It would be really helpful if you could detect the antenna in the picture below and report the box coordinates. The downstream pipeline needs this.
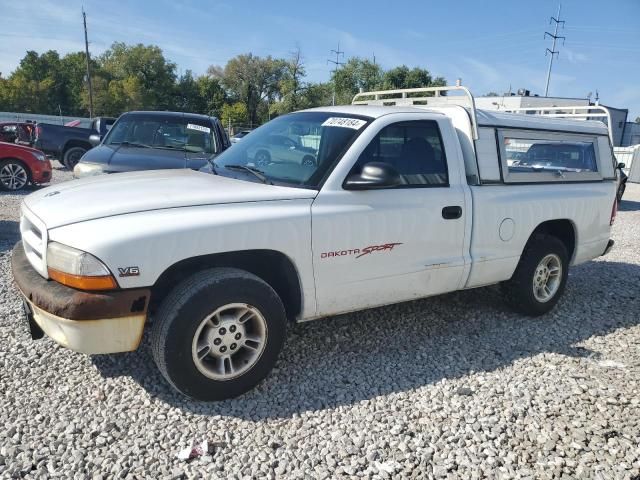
[82,7,94,118]
[543,4,566,96]
[327,42,345,106]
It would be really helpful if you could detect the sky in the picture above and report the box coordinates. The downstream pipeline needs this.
[1,0,639,118]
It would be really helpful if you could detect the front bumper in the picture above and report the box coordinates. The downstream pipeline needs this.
[11,242,150,354]
[31,160,52,184]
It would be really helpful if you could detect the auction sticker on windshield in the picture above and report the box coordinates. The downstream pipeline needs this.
[187,124,211,133]
[321,117,367,129]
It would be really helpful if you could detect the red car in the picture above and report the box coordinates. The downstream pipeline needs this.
[0,142,52,191]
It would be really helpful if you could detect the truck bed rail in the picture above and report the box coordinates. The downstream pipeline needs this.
[500,105,613,144]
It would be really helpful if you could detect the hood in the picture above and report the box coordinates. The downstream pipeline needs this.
[24,169,317,229]
[0,141,44,155]
[82,144,187,172]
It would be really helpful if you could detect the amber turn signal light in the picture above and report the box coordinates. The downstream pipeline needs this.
[48,268,118,291]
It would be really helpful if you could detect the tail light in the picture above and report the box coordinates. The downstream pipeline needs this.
[35,126,42,138]
[610,198,618,226]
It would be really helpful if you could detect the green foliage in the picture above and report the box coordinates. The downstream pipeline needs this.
[221,102,249,127]
[0,45,446,128]
[332,58,383,104]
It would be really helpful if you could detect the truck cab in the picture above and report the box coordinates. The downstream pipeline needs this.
[12,86,618,401]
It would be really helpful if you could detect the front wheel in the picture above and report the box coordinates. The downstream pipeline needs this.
[0,159,29,191]
[502,234,569,316]
[151,268,287,401]
[254,150,271,167]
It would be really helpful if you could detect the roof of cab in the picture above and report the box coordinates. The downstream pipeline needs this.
[301,104,609,136]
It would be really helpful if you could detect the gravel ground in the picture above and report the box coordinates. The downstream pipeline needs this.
[1,169,639,479]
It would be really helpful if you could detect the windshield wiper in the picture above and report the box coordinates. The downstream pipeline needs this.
[113,141,152,148]
[223,164,271,184]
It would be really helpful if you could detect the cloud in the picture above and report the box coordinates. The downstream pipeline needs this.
[563,48,589,64]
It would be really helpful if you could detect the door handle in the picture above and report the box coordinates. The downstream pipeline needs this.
[442,206,462,220]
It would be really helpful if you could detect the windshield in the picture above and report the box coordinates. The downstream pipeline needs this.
[214,111,370,188]
[104,115,216,153]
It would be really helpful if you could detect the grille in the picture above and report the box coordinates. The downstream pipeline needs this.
[20,205,48,278]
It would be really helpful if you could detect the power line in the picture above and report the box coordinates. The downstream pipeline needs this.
[327,42,345,106]
[82,7,94,118]
[544,4,566,96]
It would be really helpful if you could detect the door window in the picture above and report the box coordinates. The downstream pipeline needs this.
[353,121,448,186]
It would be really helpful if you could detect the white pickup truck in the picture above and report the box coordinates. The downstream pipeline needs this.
[12,86,618,400]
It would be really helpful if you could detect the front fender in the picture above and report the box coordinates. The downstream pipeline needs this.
[47,199,317,317]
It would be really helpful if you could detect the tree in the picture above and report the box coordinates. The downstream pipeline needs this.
[196,75,227,117]
[332,57,383,104]
[635,117,640,124]
[483,92,500,97]
[220,53,287,125]
[99,42,177,110]
[220,102,249,129]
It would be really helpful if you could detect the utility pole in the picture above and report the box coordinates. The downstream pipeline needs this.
[544,4,566,97]
[327,42,345,106]
[82,7,94,118]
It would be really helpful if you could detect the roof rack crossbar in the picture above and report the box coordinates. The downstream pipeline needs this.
[502,105,613,143]
[352,85,479,140]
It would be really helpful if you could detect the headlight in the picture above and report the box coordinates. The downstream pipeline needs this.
[47,242,117,290]
[73,162,104,178]
[31,152,46,162]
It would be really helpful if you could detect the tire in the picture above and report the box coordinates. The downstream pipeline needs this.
[62,146,87,170]
[254,150,270,167]
[0,159,30,191]
[617,183,625,202]
[502,234,569,316]
[151,267,287,401]
[302,155,316,166]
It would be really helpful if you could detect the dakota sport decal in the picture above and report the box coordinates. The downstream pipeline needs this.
[320,242,403,259]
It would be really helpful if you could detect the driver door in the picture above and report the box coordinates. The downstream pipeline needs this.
[311,119,467,317]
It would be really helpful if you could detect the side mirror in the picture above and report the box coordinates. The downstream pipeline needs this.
[89,134,101,147]
[343,162,402,190]
[617,162,626,169]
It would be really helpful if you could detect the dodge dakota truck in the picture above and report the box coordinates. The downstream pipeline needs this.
[12,86,618,401]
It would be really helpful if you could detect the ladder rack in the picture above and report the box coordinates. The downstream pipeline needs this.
[500,105,613,143]
[352,85,479,140]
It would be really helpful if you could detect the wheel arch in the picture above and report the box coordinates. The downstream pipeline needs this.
[62,140,91,155]
[150,249,303,322]
[527,219,577,264]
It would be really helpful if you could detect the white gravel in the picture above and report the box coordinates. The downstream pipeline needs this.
[1,169,639,479]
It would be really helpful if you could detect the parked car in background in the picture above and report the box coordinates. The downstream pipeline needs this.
[0,122,36,146]
[247,133,317,167]
[11,86,618,400]
[230,130,252,143]
[34,117,116,169]
[0,142,51,191]
[73,111,230,178]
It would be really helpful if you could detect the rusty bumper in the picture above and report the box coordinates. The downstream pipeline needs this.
[11,242,150,353]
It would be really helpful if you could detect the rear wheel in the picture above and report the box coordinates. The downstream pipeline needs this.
[62,146,87,170]
[0,159,29,191]
[502,234,569,316]
[151,268,287,401]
